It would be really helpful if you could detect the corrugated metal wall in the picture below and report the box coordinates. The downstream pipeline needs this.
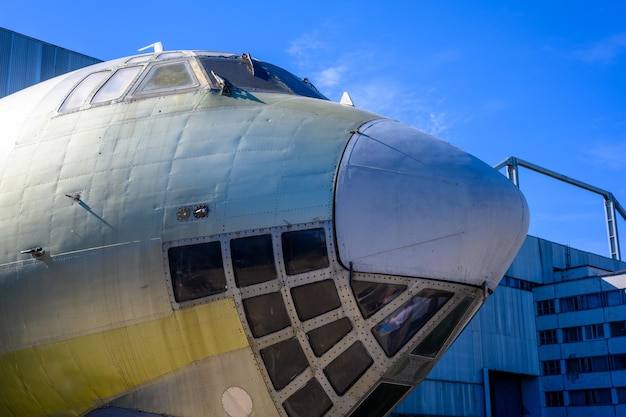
[0,27,101,98]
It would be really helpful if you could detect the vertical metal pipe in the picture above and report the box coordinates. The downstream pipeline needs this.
[605,198,621,260]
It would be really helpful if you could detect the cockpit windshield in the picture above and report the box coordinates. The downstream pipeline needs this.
[57,51,327,115]
[199,55,326,100]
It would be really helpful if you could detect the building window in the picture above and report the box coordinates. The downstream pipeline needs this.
[561,292,603,313]
[612,353,626,371]
[537,300,555,316]
[539,329,558,345]
[584,323,605,340]
[542,360,561,375]
[605,289,626,306]
[566,356,610,374]
[569,388,612,406]
[562,326,582,343]
[611,321,626,337]
[617,387,626,404]
[500,276,535,291]
[545,391,564,407]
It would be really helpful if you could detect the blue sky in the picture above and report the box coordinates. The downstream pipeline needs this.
[2,1,626,258]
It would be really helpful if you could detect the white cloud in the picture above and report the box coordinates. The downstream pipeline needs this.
[572,33,626,64]
[286,28,464,137]
[315,66,347,89]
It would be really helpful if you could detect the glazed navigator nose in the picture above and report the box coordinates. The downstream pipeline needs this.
[334,119,529,289]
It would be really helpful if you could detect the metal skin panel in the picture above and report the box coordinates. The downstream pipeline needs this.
[335,119,530,289]
[0,299,248,416]
[0,50,529,417]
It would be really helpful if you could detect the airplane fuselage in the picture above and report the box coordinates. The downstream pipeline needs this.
[0,51,529,417]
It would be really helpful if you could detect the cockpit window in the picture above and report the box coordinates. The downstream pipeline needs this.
[134,61,198,95]
[199,56,325,99]
[59,70,110,112]
[91,66,142,104]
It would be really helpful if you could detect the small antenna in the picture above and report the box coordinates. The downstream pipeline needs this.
[340,92,354,107]
[138,42,164,53]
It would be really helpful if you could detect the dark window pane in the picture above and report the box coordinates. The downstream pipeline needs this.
[231,234,277,287]
[412,296,474,357]
[242,292,290,337]
[351,280,406,319]
[199,56,325,99]
[282,379,333,417]
[260,338,309,391]
[348,383,411,417]
[324,341,373,395]
[585,323,604,340]
[563,326,582,343]
[606,289,626,306]
[537,300,555,316]
[592,356,610,372]
[168,242,226,302]
[282,228,329,275]
[291,280,341,321]
[586,293,602,309]
[307,317,353,357]
[614,354,626,371]
[373,289,453,357]
[545,391,564,407]
[542,360,561,376]
[539,330,558,345]
[611,321,626,337]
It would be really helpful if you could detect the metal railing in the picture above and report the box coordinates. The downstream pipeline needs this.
[494,156,626,260]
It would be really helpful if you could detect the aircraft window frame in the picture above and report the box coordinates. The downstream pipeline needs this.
[372,288,454,357]
[132,60,199,97]
[91,66,143,105]
[281,228,330,275]
[260,337,309,391]
[242,292,291,338]
[230,234,277,287]
[125,55,152,64]
[198,55,326,99]
[282,378,333,417]
[291,279,341,321]
[323,341,373,395]
[59,70,111,112]
[167,241,227,303]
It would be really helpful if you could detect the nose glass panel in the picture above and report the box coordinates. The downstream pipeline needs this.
[335,119,529,289]
[372,289,453,357]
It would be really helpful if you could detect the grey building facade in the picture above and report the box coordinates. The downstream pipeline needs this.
[394,236,626,417]
[0,27,100,98]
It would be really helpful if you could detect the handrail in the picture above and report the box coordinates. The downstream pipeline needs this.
[494,156,625,260]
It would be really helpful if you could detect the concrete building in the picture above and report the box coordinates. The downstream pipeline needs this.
[0,27,100,98]
[393,236,626,417]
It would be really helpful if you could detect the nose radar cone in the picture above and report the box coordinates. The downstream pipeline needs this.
[335,119,529,288]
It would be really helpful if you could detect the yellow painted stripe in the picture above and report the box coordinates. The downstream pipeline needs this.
[0,298,248,417]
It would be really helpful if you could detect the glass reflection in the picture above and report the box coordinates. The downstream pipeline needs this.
[372,289,453,357]
[351,280,406,319]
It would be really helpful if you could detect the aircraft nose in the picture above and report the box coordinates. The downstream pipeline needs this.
[334,119,529,289]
